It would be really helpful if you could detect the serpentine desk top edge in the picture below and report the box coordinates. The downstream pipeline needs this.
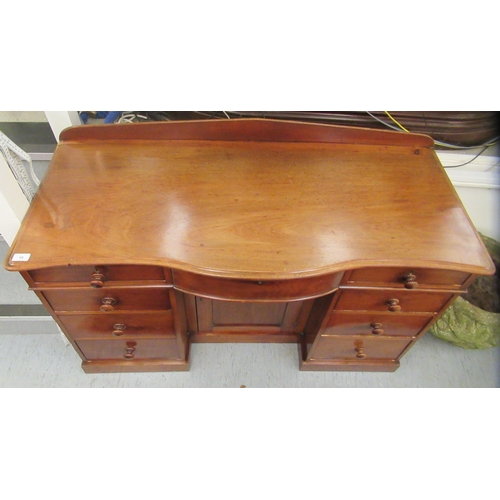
[4,119,494,278]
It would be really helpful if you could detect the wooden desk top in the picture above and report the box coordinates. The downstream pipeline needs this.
[4,119,494,278]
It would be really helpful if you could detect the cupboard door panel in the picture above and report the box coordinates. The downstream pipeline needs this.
[212,301,286,326]
[195,297,305,334]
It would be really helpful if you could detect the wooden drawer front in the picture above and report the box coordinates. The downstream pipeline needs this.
[58,312,175,340]
[173,270,343,301]
[325,312,432,337]
[29,265,170,285]
[76,338,181,361]
[43,288,171,313]
[335,289,454,313]
[343,267,469,289]
[310,335,411,361]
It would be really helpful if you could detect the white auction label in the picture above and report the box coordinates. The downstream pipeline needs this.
[12,253,31,262]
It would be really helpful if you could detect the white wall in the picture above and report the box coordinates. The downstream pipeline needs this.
[0,154,30,245]
[453,186,499,241]
[438,151,499,241]
[44,111,81,141]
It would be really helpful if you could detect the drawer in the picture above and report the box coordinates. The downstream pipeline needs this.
[76,338,181,361]
[173,269,343,301]
[29,265,171,286]
[58,311,175,340]
[43,288,171,313]
[343,267,469,289]
[334,289,454,313]
[325,312,432,337]
[309,335,411,361]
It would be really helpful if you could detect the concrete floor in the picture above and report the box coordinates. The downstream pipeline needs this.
[0,329,499,387]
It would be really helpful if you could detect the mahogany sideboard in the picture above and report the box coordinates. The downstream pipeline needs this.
[4,118,495,373]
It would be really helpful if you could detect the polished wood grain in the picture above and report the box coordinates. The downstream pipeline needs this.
[342,267,471,289]
[58,311,176,340]
[325,312,433,337]
[309,335,412,361]
[334,289,456,313]
[28,265,169,285]
[301,293,337,360]
[299,357,400,372]
[76,338,181,361]
[169,289,189,362]
[194,297,308,341]
[173,270,343,301]
[59,118,435,147]
[81,358,190,373]
[5,120,494,279]
[42,287,171,313]
[3,118,495,373]
[212,301,287,326]
[190,332,301,343]
[183,292,198,333]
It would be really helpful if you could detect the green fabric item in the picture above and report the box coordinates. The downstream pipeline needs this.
[430,296,500,349]
[481,233,500,259]
[430,233,500,349]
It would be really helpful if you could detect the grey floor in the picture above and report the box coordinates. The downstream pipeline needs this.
[1,329,500,388]
[1,239,499,388]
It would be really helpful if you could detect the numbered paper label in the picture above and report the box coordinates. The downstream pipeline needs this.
[12,253,31,262]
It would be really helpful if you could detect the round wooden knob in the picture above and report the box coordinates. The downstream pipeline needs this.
[386,299,401,312]
[355,346,366,359]
[90,269,106,288]
[112,323,127,336]
[100,297,116,312]
[370,322,384,335]
[403,272,418,289]
[124,342,137,359]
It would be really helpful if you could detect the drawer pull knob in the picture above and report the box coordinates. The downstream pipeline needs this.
[112,323,127,336]
[90,269,106,288]
[403,272,418,289]
[355,346,366,359]
[124,341,137,359]
[370,322,384,335]
[100,297,117,312]
[386,299,401,312]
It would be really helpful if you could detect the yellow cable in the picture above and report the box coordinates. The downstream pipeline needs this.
[384,111,410,133]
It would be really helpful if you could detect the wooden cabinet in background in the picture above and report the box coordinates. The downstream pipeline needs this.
[4,119,494,373]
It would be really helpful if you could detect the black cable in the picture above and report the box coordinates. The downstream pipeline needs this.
[442,147,489,168]
[193,111,214,118]
[366,111,499,150]
[421,112,430,135]
[366,111,401,131]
